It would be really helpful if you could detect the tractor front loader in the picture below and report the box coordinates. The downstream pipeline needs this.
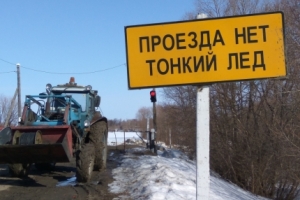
[0,77,108,182]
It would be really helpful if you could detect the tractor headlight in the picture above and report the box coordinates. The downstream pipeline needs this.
[84,120,90,127]
[46,83,52,94]
[85,85,92,91]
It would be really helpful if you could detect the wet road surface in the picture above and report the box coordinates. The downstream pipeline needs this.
[0,146,132,200]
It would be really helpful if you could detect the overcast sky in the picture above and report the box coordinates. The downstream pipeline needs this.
[0,1,197,120]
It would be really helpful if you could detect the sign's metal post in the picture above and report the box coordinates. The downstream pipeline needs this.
[196,86,210,200]
[196,14,209,200]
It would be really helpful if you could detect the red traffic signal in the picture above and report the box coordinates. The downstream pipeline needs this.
[150,90,157,103]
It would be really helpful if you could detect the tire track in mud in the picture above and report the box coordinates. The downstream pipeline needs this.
[0,146,135,200]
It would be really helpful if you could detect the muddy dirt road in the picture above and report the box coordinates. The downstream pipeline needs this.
[0,146,134,200]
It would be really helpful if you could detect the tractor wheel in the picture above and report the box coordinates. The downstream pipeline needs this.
[9,163,31,177]
[89,121,108,171]
[8,130,41,177]
[76,143,95,182]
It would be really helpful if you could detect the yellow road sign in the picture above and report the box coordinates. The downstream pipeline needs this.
[125,12,286,89]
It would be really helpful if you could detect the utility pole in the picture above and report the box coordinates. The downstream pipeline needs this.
[17,63,21,118]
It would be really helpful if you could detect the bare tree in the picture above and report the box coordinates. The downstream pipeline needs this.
[194,0,265,17]
[135,107,152,137]
[159,86,197,157]
[0,94,18,126]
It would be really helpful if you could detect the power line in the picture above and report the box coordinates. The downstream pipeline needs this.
[0,58,15,65]
[0,71,15,74]
[20,63,126,74]
[0,57,126,74]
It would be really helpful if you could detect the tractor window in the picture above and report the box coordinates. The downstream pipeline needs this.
[89,97,93,112]
[29,99,45,116]
[69,93,86,112]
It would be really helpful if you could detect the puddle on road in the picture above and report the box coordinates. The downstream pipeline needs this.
[56,176,100,187]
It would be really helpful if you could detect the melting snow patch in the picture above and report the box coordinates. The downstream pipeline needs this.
[56,176,77,187]
[109,146,270,200]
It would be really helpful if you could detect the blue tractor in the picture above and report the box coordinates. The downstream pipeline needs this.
[0,77,108,182]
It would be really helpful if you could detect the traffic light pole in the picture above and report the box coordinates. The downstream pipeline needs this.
[153,101,157,153]
[152,101,157,134]
[150,88,157,153]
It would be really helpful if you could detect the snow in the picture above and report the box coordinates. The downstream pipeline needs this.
[108,132,269,200]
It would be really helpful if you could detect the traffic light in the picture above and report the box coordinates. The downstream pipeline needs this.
[150,90,157,103]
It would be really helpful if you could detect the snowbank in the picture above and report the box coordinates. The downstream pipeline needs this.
[109,146,269,200]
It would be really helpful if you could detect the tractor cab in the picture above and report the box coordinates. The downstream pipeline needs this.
[19,77,101,130]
